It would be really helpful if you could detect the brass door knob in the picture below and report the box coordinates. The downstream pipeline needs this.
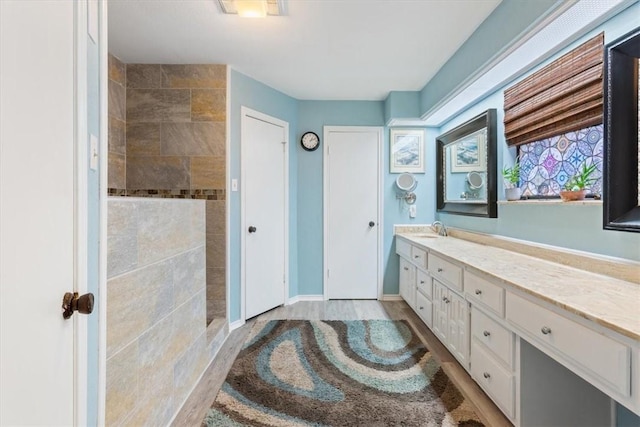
[62,292,94,319]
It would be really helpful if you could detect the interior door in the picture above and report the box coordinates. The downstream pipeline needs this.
[0,1,83,424]
[325,126,381,299]
[242,108,287,319]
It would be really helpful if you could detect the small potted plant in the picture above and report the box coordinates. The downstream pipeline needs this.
[560,163,597,201]
[502,159,521,201]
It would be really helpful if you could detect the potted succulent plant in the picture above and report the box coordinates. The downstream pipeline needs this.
[502,159,521,201]
[560,163,597,201]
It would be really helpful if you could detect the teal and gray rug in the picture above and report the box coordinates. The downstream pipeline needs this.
[205,320,484,426]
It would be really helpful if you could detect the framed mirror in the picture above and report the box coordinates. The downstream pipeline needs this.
[436,109,497,218]
[603,27,640,233]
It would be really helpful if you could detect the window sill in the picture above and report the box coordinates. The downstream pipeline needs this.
[498,199,603,205]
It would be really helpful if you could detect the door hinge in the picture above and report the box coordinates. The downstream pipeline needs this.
[327,269,330,278]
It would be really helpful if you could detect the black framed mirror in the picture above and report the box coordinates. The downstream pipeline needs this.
[436,109,498,218]
[603,28,640,233]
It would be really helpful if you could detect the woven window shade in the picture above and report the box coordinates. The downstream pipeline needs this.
[504,33,604,147]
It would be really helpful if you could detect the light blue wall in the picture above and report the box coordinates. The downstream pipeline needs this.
[229,70,298,322]
[384,91,421,123]
[433,3,640,262]
[87,17,101,427]
[419,0,559,116]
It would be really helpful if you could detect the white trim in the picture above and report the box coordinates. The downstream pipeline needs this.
[422,0,632,126]
[229,319,246,331]
[225,65,232,330]
[380,294,404,301]
[322,126,384,301]
[287,295,324,305]
[240,106,289,322]
[74,1,89,425]
[97,0,108,424]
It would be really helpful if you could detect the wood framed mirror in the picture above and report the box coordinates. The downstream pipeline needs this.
[436,109,498,218]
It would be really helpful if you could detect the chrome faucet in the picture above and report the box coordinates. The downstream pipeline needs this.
[431,221,448,237]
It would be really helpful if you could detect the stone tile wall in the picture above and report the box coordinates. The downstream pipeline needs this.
[108,55,126,190]
[106,198,212,426]
[124,64,226,192]
[107,58,227,326]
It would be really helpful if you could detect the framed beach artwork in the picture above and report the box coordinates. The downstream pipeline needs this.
[449,128,486,173]
[390,128,425,173]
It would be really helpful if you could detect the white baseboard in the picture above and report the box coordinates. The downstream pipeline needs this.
[287,295,324,305]
[380,294,403,301]
[229,319,245,331]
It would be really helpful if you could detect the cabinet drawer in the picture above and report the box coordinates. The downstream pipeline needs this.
[471,341,515,419]
[506,292,631,397]
[465,271,504,317]
[411,246,427,269]
[428,253,462,292]
[415,292,432,328]
[471,307,513,368]
[416,269,431,299]
[396,238,411,259]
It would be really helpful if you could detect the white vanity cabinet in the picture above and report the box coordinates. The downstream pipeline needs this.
[396,233,640,425]
[433,279,469,367]
[398,257,416,309]
[396,240,432,327]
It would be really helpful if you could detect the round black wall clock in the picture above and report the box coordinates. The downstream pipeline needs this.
[300,131,320,151]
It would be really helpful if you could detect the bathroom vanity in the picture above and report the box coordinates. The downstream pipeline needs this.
[395,227,640,426]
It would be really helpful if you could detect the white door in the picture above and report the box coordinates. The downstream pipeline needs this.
[242,108,288,319]
[0,1,92,425]
[325,126,382,299]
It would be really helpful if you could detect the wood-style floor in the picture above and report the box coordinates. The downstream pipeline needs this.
[172,300,512,427]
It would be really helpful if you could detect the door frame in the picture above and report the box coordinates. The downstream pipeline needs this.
[240,106,289,321]
[97,0,109,424]
[76,0,108,424]
[322,126,384,301]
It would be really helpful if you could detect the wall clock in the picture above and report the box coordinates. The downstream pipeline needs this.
[300,131,320,151]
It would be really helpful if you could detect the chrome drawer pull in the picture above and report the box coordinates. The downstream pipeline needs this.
[475,289,482,295]
[420,280,425,284]
[414,255,420,259]
[403,267,409,271]
[541,326,552,335]
[483,372,491,379]
[483,330,491,337]
[419,306,424,310]
[437,268,443,272]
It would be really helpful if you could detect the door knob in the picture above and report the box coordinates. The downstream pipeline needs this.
[248,226,257,233]
[62,292,94,320]
[369,221,375,227]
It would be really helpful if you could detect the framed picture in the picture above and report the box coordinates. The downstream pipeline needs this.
[449,128,486,173]
[390,128,425,173]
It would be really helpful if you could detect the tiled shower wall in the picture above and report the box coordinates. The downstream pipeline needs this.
[108,55,126,190]
[107,55,226,325]
[106,198,210,426]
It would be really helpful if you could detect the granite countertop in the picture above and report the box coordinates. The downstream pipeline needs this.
[396,231,640,342]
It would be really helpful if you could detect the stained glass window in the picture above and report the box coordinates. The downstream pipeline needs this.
[518,125,603,197]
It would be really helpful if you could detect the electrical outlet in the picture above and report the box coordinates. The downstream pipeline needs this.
[409,205,417,218]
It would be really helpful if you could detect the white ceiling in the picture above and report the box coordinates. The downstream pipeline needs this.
[108,0,501,101]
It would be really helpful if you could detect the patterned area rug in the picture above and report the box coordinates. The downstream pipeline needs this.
[204,320,484,426]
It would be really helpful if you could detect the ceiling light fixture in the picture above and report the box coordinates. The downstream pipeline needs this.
[218,0,286,17]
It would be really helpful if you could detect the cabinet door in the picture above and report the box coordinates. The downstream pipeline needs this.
[399,258,415,308]
[447,291,470,368]
[432,281,448,342]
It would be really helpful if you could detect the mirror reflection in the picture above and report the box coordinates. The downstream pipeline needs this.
[444,128,488,203]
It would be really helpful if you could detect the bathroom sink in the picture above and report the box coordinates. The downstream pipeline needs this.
[412,234,438,238]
